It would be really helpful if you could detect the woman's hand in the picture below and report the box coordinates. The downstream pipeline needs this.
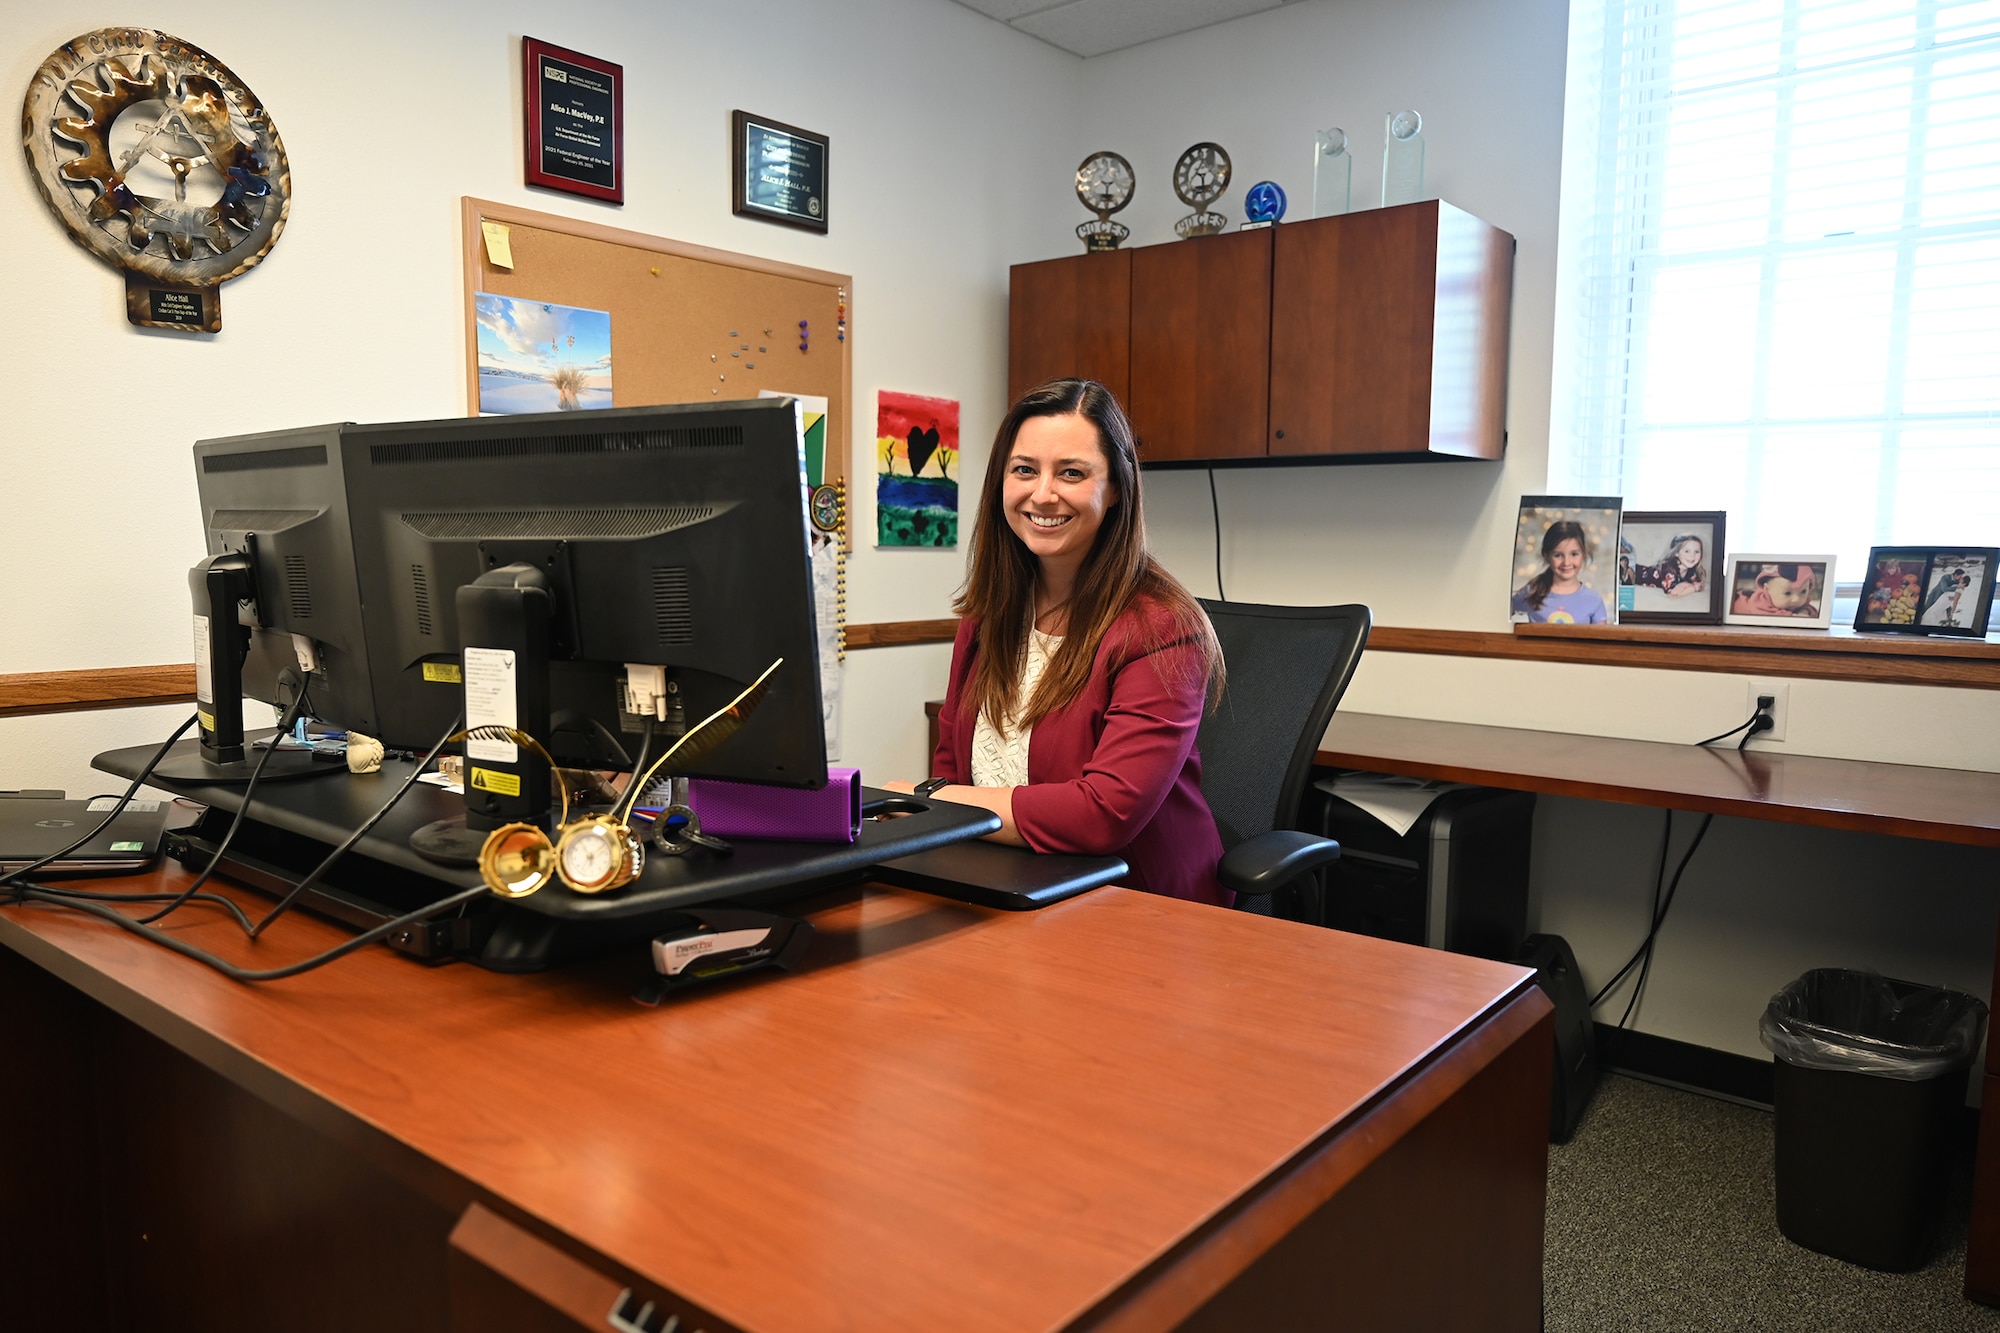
[876,780,1026,847]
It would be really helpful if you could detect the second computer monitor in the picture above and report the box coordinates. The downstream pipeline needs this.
[195,398,827,788]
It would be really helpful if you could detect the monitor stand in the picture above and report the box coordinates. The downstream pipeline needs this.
[153,745,337,785]
[94,741,1005,973]
[409,816,488,867]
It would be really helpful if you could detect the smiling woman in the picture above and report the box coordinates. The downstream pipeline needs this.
[881,379,1231,906]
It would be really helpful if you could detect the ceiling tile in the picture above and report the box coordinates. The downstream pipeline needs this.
[950,0,1069,21]
[1009,0,1285,58]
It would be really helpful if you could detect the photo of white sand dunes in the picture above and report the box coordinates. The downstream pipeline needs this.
[476,293,613,414]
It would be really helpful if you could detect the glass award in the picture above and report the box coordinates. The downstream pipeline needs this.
[1382,110,1425,207]
[1313,128,1351,218]
[1240,181,1287,231]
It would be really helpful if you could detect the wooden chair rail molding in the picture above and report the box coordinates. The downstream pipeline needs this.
[12,618,1994,716]
[0,665,198,719]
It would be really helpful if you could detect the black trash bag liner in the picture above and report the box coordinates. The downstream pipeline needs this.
[1759,968,1987,1081]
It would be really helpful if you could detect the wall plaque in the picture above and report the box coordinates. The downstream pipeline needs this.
[21,27,290,333]
[732,111,828,234]
[523,37,622,205]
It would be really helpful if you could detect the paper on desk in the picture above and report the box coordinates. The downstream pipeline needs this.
[1315,772,1464,838]
[418,771,465,795]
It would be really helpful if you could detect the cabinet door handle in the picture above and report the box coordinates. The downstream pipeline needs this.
[1274,429,1286,440]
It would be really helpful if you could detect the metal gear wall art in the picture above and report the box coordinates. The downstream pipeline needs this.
[22,28,291,333]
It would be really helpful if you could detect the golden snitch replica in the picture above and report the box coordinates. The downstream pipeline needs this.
[471,659,783,900]
[22,28,291,332]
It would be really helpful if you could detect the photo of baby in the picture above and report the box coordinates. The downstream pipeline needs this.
[1509,496,1621,625]
[1617,512,1725,623]
[1724,555,1835,628]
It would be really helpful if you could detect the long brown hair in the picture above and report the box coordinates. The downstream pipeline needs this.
[1523,519,1590,611]
[954,379,1222,732]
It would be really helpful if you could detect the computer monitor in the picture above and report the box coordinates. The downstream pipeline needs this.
[182,400,827,810]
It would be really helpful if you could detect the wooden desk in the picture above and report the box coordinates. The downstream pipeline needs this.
[1314,710,2000,1303]
[0,871,1549,1332]
[1317,712,2000,848]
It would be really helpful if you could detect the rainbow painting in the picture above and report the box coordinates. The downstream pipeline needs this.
[876,390,958,547]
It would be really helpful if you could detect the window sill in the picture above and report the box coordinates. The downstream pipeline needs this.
[1366,623,2000,689]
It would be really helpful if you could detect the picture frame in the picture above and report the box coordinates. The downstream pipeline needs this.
[1617,511,1727,625]
[732,111,830,234]
[522,38,624,205]
[1722,554,1837,629]
[1509,495,1622,626]
[1853,547,1998,637]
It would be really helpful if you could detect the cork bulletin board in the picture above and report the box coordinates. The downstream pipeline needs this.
[459,196,851,484]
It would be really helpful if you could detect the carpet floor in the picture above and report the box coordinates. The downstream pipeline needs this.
[1544,1074,2000,1331]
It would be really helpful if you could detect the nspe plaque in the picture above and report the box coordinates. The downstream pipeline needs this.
[524,37,623,204]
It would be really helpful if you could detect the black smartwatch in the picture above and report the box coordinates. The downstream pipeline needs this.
[913,777,950,798]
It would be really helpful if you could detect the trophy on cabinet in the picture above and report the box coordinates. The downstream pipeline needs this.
[1075,150,1135,252]
[1382,110,1426,206]
[1172,142,1232,238]
[1313,128,1352,217]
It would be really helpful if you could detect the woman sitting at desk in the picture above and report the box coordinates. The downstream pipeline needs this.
[882,379,1229,906]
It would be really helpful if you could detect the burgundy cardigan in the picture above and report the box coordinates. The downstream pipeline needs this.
[931,599,1228,907]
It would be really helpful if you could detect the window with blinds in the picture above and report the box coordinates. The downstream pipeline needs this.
[1551,0,2000,575]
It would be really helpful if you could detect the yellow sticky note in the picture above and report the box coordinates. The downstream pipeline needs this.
[481,221,514,269]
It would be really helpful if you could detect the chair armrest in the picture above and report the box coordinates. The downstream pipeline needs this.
[1216,830,1342,898]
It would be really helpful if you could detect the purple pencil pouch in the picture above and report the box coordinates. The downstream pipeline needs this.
[684,767,862,843]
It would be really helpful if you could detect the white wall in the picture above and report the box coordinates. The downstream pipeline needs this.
[1075,0,2000,1061]
[1,0,1075,795]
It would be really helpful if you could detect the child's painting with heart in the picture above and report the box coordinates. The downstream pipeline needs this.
[876,390,960,547]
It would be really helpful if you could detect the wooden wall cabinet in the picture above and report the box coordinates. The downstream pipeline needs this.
[1008,200,1514,466]
[1007,249,1131,405]
[1129,227,1273,461]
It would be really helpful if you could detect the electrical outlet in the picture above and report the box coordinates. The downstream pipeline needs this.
[1747,680,1789,742]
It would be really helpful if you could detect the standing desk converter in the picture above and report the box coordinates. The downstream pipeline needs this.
[0,868,1550,1332]
[1317,711,2000,1304]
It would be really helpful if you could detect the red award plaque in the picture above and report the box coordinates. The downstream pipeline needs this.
[523,37,623,205]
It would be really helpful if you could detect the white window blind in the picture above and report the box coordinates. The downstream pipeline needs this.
[1552,0,2000,572]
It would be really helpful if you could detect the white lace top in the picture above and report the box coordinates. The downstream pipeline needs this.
[970,629,1061,789]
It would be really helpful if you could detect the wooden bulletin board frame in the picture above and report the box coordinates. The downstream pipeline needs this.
[459,197,850,488]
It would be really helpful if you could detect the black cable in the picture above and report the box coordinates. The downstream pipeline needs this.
[6,701,494,982]
[13,882,487,983]
[20,885,257,931]
[1616,812,1716,1029]
[1207,468,1226,601]
[0,712,200,891]
[1696,714,1758,747]
[134,689,313,926]
[1590,811,1671,1010]
[1591,709,1768,1017]
[247,711,463,938]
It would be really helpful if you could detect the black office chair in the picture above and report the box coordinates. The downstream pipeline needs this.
[1195,600,1372,916]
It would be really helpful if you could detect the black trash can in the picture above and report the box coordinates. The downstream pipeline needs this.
[1759,969,1988,1271]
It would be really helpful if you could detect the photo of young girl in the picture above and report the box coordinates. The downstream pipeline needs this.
[1509,496,1621,625]
[1723,554,1835,628]
[1616,512,1726,623]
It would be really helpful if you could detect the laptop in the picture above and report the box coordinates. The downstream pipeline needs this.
[0,796,171,876]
